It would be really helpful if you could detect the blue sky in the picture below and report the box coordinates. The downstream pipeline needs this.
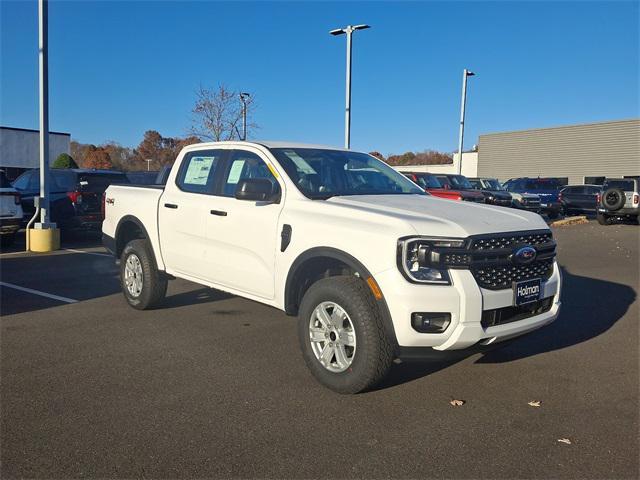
[1,1,638,155]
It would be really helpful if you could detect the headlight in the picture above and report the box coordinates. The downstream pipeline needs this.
[397,237,466,285]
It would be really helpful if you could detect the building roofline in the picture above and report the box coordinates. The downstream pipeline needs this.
[479,118,640,138]
[0,126,71,136]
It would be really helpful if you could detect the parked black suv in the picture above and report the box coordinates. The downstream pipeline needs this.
[12,169,129,230]
[559,184,601,215]
[466,177,513,207]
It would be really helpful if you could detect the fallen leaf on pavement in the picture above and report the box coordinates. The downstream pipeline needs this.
[528,400,542,407]
[557,438,572,445]
[450,399,465,406]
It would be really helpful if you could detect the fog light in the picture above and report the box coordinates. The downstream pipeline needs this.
[411,312,451,333]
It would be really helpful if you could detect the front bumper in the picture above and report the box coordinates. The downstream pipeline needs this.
[375,261,561,351]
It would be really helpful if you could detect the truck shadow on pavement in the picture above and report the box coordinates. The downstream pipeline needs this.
[378,267,636,389]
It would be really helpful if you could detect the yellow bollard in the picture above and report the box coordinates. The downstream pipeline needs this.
[27,227,60,252]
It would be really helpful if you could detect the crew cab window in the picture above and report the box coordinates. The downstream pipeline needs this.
[176,150,222,194]
[221,150,277,197]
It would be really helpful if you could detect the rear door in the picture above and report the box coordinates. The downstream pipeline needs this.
[203,148,284,299]
[158,149,226,279]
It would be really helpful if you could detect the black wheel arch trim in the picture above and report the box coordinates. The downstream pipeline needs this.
[114,215,163,270]
[284,246,399,350]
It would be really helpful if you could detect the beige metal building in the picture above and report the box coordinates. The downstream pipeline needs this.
[477,119,640,185]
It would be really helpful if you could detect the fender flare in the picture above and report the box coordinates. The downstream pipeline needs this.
[114,215,163,270]
[284,246,399,350]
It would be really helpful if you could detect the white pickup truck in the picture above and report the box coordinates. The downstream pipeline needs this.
[102,141,561,393]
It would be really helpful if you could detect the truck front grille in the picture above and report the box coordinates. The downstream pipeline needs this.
[467,231,556,290]
[471,258,554,290]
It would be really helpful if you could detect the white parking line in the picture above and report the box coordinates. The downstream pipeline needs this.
[0,281,78,304]
[63,248,111,257]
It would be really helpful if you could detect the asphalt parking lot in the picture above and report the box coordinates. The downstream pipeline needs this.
[1,222,638,479]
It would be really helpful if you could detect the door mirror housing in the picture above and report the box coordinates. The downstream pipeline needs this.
[235,178,280,203]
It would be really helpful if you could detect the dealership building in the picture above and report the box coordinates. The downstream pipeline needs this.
[0,126,71,180]
[398,119,640,185]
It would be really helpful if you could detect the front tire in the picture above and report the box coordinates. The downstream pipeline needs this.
[297,276,393,394]
[120,239,167,310]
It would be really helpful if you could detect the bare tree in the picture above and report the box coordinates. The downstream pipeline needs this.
[190,84,258,141]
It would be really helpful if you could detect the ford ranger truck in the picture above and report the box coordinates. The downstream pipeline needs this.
[102,142,562,394]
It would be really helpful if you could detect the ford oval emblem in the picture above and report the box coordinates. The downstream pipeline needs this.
[512,246,537,265]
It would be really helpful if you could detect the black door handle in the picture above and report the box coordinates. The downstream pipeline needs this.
[210,209,227,217]
[164,203,178,209]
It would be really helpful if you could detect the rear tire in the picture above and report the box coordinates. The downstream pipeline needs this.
[597,213,611,226]
[297,276,393,394]
[120,239,167,310]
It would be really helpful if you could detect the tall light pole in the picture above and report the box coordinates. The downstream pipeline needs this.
[330,24,370,149]
[457,68,475,174]
[239,92,250,141]
[38,0,51,227]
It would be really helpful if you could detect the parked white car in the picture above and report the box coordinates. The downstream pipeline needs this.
[102,142,562,393]
[0,171,23,247]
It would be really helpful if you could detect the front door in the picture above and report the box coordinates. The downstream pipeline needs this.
[204,148,284,299]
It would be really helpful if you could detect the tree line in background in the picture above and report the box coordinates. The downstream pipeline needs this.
[67,131,200,171]
[371,150,453,166]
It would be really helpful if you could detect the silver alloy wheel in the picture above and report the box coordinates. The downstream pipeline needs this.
[309,301,357,373]
[124,253,143,297]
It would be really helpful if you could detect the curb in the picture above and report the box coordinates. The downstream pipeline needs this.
[551,215,589,227]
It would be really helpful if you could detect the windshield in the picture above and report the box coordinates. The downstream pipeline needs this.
[269,148,425,199]
[447,175,473,189]
[413,174,442,189]
[485,179,506,190]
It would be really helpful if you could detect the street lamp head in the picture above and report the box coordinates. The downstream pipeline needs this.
[466,70,476,77]
[353,24,370,31]
[329,28,346,36]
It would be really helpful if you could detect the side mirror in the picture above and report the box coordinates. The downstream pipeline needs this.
[235,178,280,202]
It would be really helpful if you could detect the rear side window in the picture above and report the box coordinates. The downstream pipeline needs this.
[176,150,223,194]
[221,150,276,197]
[604,179,634,191]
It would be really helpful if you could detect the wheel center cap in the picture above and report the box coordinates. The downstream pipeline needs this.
[329,331,337,342]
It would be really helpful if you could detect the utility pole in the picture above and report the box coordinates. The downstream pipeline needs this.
[330,24,370,149]
[239,92,250,141]
[457,69,475,175]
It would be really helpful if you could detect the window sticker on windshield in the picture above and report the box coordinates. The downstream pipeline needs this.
[283,150,317,174]
[227,160,245,184]
[184,157,214,185]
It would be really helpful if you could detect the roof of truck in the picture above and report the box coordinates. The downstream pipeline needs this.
[186,140,348,151]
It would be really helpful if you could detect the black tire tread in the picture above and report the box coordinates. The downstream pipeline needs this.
[120,239,167,310]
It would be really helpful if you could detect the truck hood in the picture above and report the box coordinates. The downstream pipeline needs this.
[327,194,548,237]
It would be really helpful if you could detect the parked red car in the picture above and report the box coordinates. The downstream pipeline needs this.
[402,172,485,202]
